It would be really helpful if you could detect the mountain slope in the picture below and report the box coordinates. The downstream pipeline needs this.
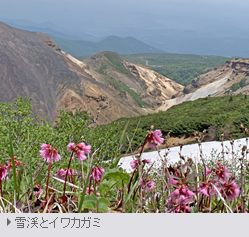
[50,35,165,57]
[159,58,249,111]
[0,22,182,124]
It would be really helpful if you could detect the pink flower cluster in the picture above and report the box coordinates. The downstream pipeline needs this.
[34,184,43,196]
[7,156,22,174]
[67,142,91,161]
[86,186,100,197]
[199,180,218,197]
[0,164,8,181]
[130,159,151,169]
[90,166,104,183]
[39,144,61,163]
[200,163,240,201]
[86,166,104,197]
[214,162,231,181]
[166,176,195,213]
[55,168,77,180]
[140,178,155,192]
[219,180,240,200]
[147,130,164,148]
[0,156,22,181]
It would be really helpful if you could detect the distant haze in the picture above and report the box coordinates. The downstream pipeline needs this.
[1,0,249,57]
[1,0,249,33]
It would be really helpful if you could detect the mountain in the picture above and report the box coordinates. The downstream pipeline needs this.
[0,18,98,41]
[160,58,249,111]
[50,35,165,57]
[0,21,182,124]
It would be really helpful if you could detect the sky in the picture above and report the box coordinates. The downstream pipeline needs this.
[1,0,249,33]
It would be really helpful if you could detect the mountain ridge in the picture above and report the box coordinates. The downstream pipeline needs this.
[50,35,165,57]
[159,58,249,112]
[0,21,181,125]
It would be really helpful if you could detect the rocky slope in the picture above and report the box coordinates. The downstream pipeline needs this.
[0,22,183,124]
[159,58,249,111]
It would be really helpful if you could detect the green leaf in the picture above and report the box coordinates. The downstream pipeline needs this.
[103,168,129,182]
[191,207,198,213]
[98,180,117,194]
[84,194,98,202]
[82,200,96,211]
[97,203,108,212]
[97,197,110,206]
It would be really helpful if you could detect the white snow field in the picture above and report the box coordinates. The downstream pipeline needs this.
[118,138,248,172]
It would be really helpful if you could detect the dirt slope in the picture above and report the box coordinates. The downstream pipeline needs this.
[159,58,249,111]
[0,22,183,124]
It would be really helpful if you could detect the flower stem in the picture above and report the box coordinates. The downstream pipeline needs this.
[139,135,149,158]
[63,152,74,197]
[45,155,53,201]
[0,180,2,197]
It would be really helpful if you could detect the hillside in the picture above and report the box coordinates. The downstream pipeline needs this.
[123,54,231,86]
[101,94,249,153]
[50,35,164,57]
[158,58,249,111]
[0,22,182,124]
[82,51,183,108]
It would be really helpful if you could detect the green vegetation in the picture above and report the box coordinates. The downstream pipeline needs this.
[104,75,148,107]
[101,94,249,152]
[103,52,134,77]
[97,53,148,107]
[122,53,231,86]
[0,98,121,165]
[230,78,247,92]
[1,97,249,213]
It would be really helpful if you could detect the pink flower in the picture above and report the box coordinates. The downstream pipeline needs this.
[130,159,151,169]
[7,156,22,174]
[90,166,104,183]
[220,180,240,200]
[77,142,91,155]
[178,195,194,205]
[177,184,194,198]
[67,142,91,161]
[0,164,8,181]
[167,176,179,188]
[55,169,76,180]
[142,159,151,164]
[214,162,231,181]
[186,190,194,197]
[184,206,192,212]
[39,144,61,163]
[86,187,94,195]
[141,178,155,192]
[86,186,100,196]
[147,130,164,148]
[165,195,193,213]
[166,196,173,205]
[34,184,43,196]
[199,181,218,197]
[233,203,247,213]
[173,188,180,197]
[130,160,138,169]
[147,180,155,192]
[205,167,212,176]
[181,188,186,195]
